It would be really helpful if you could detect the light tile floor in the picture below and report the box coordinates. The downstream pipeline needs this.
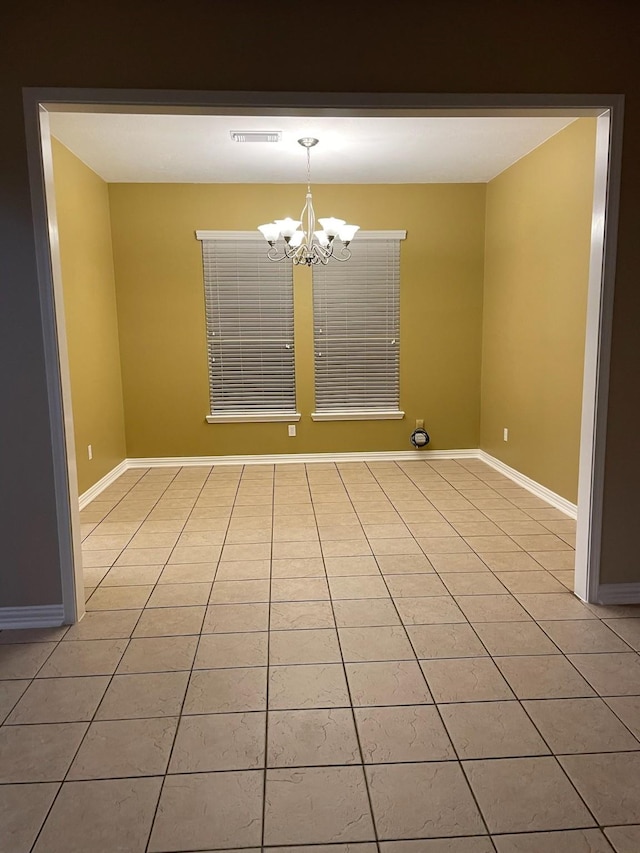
[1,459,640,852]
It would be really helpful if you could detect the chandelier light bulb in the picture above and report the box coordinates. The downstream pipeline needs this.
[257,138,359,266]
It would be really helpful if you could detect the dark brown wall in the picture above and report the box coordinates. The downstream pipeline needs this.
[1,0,638,606]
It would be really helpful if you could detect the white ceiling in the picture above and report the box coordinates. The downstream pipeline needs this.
[49,113,576,184]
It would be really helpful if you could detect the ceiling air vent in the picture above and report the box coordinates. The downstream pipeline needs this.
[230,131,282,143]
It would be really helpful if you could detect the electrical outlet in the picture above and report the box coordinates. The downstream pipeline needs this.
[503,428,509,442]
[288,424,296,437]
[416,419,424,429]
[87,444,93,460]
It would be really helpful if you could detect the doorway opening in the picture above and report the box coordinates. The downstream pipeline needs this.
[23,90,623,624]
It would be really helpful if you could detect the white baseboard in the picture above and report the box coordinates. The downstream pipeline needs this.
[78,460,129,509]
[596,583,640,605]
[477,451,577,519]
[126,449,479,468]
[0,604,65,629]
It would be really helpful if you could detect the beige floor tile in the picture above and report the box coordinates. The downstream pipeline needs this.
[340,657,437,712]
[81,549,121,567]
[117,636,197,673]
[568,652,640,696]
[0,782,59,853]
[539,619,631,653]
[471,621,559,656]
[270,628,341,665]
[511,534,571,551]
[604,618,640,650]
[175,530,226,547]
[560,752,640,824]
[64,609,141,640]
[586,603,640,620]
[86,585,153,611]
[146,581,212,607]
[478,552,542,572]
[203,602,269,633]
[6,675,109,723]
[100,565,164,586]
[149,770,263,851]
[465,756,594,833]
[133,605,206,637]
[528,550,576,570]
[169,711,265,772]
[114,547,172,566]
[324,556,381,576]
[605,825,640,852]
[550,570,575,589]
[495,571,567,593]
[362,523,411,539]
[37,638,127,677]
[417,537,473,555]
[494,520,549,536]
[269,663,350,710]
[515,593,596,621]
[96,671,190,720]
[395,596,467,625]
[270,601,336,630]
[0,680,29,722]
[456,594,533,623]
[322,540,373,557]
[0,642,56,679]
[128,531,180,549]
[225,527,273,544]
[356,704,455,763]
[524,697,639,753]
[440,573,508,596]
[220,542,271,562]
[270,577,329,602]
[421,657,513,703]
[0,722,88,782]
[386,574,448,597]
[82,567,109,586]
[463,535,522,553]
[168,544,222,564]
[333,599,401,628]
[265,766,375,845]
[376,554,435,574]
[408,623,487,659]
[68,716,177,779]
[415,521,475,537]
[338,626,415,662]
[33,777,162,853]
[328,575,390,599]
[272,558,325,578]
[184,666,267,713]
[496,655,596,699]
[441,700,548,759]
[379,840,494,852]
[367,761,484,840]
[493,830,614,852]
[195,631,268,668]
[268,708,360,766]
[604,696,640,739]
[158,561,217,583]
[274,541,323,559]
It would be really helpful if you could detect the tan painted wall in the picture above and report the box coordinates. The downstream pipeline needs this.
[480,119,597,503]
[108,183,486,457]
[52,139,127,495]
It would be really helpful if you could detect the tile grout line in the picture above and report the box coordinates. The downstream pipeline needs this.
[364,459,497,847]
[315,461,383,853]
[28,466,183,853]
[142,464,240,853]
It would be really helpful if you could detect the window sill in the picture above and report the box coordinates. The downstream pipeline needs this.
[311,410,405,422]
[206,412,301,424]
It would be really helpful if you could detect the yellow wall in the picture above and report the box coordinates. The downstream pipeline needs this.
[108,183,486,457]
[480,119,597,502]
[52,139,127,494]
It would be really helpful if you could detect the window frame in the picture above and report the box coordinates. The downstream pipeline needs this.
[197,230,301,424]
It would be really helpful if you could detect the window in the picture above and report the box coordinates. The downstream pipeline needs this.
[311,231,406,420]
[197,232,299,423]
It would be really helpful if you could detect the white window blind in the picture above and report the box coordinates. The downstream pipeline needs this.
[200,237,297,417]
[312,236,402,416]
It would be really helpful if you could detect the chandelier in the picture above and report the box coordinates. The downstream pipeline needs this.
[257,137,360,266]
